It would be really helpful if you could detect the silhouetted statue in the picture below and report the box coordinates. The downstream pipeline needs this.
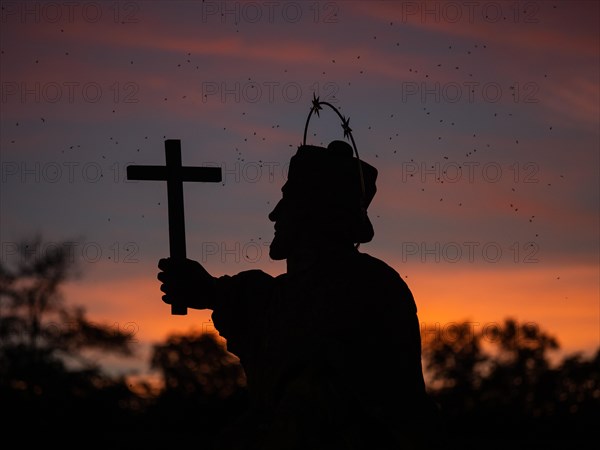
[158,105,443,448]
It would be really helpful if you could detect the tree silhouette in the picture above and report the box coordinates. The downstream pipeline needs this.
[551,349,600,437]
[478,319,559,425]
[151,331,246,398]
[0,235,140,436]
[424,321,488,390]
[147,331,248,444]
[422,318,600,447]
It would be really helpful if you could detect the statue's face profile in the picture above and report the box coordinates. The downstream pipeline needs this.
[268,196,345,261]
[268,197,315,261]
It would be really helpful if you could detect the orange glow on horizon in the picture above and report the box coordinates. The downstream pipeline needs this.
[62,258,599,376]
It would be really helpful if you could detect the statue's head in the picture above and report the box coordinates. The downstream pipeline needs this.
[268,140,378,260]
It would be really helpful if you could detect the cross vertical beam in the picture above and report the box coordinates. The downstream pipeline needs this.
[165,140,187,315]
[165,140,186,255]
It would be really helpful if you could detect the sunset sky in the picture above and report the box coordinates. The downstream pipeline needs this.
[1,0,598,378]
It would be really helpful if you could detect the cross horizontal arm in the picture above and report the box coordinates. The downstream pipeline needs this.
[127,165,222,182]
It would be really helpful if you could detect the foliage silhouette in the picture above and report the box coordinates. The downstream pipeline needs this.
[0,235,141,438]
[422,318,600,448]
[151,331,246,399]
[146,331,248,445]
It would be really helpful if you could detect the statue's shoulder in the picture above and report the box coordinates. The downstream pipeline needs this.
[355,251,403,280]
[354,251,416,309]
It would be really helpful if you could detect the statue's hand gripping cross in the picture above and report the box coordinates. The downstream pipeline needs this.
[127,139,222,315]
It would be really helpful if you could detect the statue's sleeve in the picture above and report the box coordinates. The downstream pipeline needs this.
[210,269,275,365]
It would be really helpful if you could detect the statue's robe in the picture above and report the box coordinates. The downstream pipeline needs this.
[211,249,443,449]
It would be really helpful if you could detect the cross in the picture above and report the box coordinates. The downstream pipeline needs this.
[126,139,222,315]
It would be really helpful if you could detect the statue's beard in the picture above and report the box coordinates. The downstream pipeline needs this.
[269,217,357,261]
[269,225,328,261]
[268,231,288,260]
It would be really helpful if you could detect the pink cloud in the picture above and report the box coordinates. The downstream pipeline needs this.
[350,1,598,58]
